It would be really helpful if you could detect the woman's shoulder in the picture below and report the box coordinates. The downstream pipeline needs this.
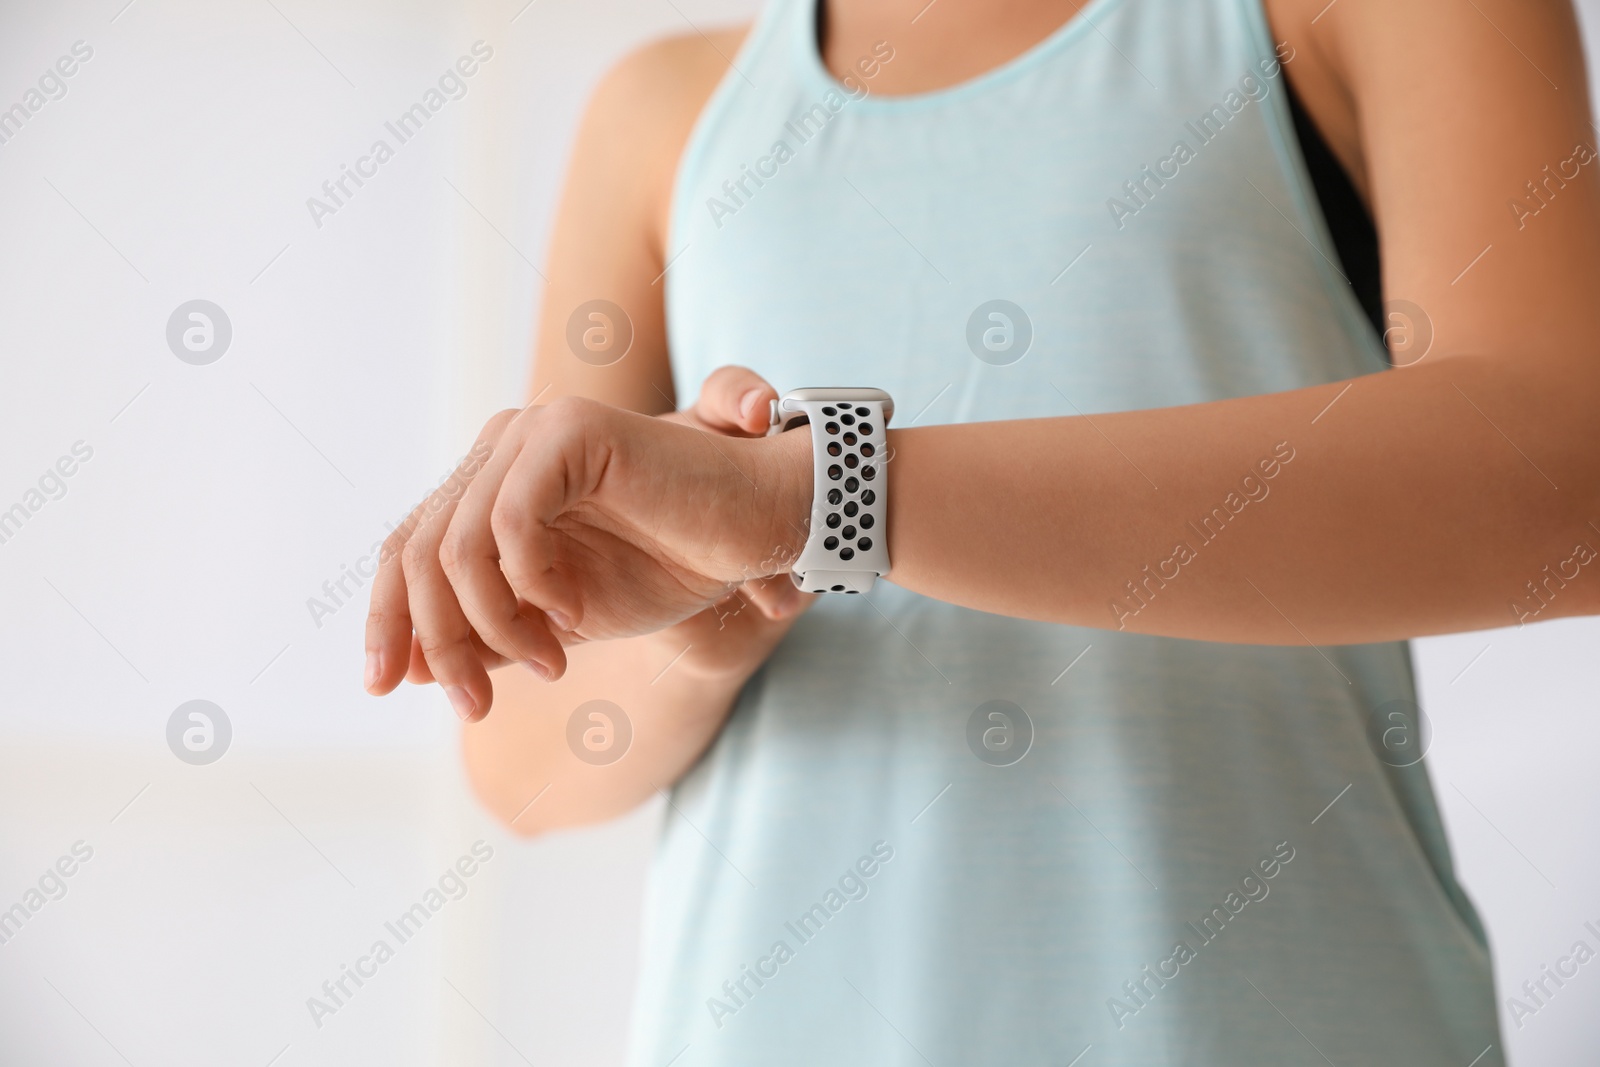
[585,26,752,142]
[573,26,752,242]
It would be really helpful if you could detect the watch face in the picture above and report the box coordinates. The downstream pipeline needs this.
[777,388,895,425]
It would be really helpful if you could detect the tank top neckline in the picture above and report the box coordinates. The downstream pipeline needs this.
[791,0,1126,113]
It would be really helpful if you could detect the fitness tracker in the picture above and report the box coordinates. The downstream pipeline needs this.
[769,388,894,594]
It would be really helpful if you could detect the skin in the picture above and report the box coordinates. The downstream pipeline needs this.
[365,0,1600,835]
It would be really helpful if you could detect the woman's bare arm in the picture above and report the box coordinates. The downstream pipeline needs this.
[400,0,1599,668]
[374,0,1598,767]
[457,30,769,836]
[883,0,1600,642]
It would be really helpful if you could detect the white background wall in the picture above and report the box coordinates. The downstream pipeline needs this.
[0,2,1595,1064]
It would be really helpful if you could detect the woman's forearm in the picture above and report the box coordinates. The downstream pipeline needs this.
[883,351,1600,644]
[462,630,754,835]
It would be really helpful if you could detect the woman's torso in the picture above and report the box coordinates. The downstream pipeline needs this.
[630,0,1502,1062]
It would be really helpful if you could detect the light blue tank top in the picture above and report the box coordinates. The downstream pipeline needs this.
[637,0,1502,1062]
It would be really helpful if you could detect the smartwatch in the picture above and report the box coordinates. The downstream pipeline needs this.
[769,388,894,594]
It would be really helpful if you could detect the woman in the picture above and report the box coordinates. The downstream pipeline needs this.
[365,0,1599,1062]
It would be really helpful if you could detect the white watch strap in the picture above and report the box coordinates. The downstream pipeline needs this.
[772,390,891,594]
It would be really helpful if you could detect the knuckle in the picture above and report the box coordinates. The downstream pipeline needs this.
[436,473,469,504]
[416,631,462,661]
[732,364,767,391]
[542,393,595,431]
[490,498,531,542]
[703,365,739,391]
[437,528,471,575]
[399,536,434,576]
[477,408,521,451]
[364,605,404,633]
[379,531,409,566]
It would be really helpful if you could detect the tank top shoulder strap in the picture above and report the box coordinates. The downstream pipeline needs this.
[667,0,810,253]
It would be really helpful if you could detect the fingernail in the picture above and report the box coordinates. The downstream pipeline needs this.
[524,660,553,681]
[739,389,763,420]
[364,651,382,692]
[445,685,476,721]
[546,609,572,632]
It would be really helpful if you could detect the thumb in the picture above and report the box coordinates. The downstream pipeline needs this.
[688,365,778,437]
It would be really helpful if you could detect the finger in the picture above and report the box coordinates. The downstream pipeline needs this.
[407,601,587,682]
[401,506,498,722]
[393,409,521,720]
[490,397,607,633]
[442,410,570,680]
[407,629,514,685]
[365,523,418,695]
[364,411,514,696]
[408,598,586,686]
[739,574,812,621]
[406,633,433,684]
[690,365,778,437]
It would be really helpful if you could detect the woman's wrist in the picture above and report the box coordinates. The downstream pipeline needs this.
[742,425,814,577]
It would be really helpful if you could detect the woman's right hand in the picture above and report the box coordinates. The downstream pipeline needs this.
[369,365,816,713]
[639,365,817,680]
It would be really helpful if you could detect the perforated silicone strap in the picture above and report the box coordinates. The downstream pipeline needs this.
[771,389,892,594]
